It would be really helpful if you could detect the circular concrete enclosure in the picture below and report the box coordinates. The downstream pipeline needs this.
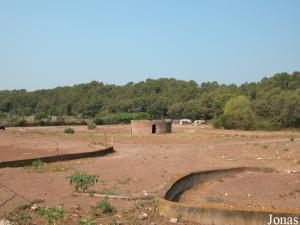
[131,120,172,134]
[130,120,153,134]
[152,120,172,134]
[158,167,300,225]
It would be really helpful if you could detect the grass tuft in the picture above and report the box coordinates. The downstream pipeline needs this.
[93,197,115,216]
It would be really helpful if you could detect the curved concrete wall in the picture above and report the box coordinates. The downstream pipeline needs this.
[0,147,114,168]
[158,167,300,225]
[130,120,152,134]
[154,120,172,134]
[131,120,172,134]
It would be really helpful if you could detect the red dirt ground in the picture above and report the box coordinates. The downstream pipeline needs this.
[179,171,300,210]
[0,126,111,161]
[0,124,300,224]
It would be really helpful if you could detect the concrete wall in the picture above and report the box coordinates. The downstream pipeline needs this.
[154,120,172,134]
[131,120,172,134]
[0,147,114,168]
[158,167,300,225]
[130,120,152,134]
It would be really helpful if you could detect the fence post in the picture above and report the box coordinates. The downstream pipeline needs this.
[56,135,59,157]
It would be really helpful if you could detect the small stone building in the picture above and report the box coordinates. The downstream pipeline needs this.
[131,120,172,134]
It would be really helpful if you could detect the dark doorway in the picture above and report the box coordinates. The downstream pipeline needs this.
[152,124,156,133]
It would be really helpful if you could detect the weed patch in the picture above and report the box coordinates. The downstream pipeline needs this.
[93,197,115,216]
[37,205,64,225]
[67,171,99,192]
[64,127,74,134]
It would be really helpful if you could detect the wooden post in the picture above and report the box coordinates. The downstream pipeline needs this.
[56,135,59,156]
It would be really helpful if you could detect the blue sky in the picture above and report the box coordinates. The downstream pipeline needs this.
[0,0,299,90]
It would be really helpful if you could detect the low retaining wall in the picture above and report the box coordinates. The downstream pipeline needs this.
[158,167,300,225]
[0,146,114,168]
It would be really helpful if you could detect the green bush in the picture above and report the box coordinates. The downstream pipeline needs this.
[94,197,115,215]
[32,159,44,168]
[38,205,64,225]
[15,213,32,224]
[87,122,97,130]
[222,96,255,130]
[9,203,31,216]
[93,117,104,125]
[0,111,6,119]
[35,112,48,120]
[37,119,49,126]
[16,119,28,127]
[255,119,281,131]
[95,112,150,125]
[212,115,223,129]
[64,127,74,134]
[67,171,99,192]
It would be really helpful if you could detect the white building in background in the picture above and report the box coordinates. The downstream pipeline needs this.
[194,120,206,125]
[179,119,192,125]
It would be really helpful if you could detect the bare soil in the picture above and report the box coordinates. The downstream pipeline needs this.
[179,171,300,210]
[0,124,300,224]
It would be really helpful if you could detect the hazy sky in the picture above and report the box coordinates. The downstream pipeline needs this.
[0,0,299,90]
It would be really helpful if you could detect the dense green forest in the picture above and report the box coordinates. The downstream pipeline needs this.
[1,71,300,130]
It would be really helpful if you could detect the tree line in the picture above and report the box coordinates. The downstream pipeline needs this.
[0,71,300,130]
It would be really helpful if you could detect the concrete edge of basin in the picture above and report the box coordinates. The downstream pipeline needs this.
[0,146,115,168]
[158,167,300,225]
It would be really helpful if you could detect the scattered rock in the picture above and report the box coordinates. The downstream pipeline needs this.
[71,204,81,210]
[30,203,39,211]
[142,190,149,196]
[0,220,14,225]
[137,212,148,220]
[285,169,292,174]
[170,218,178,223]
[114,213,122,218]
